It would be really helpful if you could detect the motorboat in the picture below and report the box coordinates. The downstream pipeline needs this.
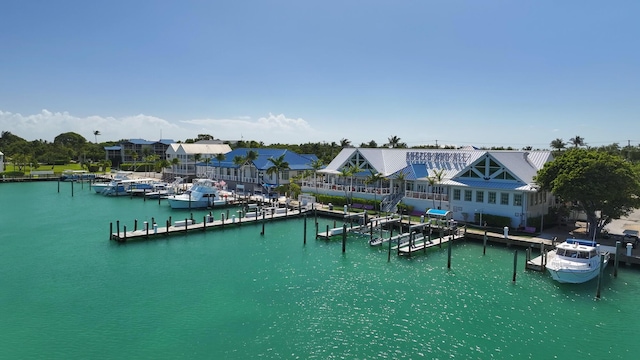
[166,179,229,209]
[93,171,133,194]
[60,170,95,182]
[546,238,610,284]
[101,178,156,197]
[145,177,183,199]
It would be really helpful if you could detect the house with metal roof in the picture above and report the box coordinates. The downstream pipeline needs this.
[165,142,232,180]
[200,148,319,194]
[104,139,174,168]
[305,148,554,228]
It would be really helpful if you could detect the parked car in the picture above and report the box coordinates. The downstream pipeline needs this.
[622,229,639,248]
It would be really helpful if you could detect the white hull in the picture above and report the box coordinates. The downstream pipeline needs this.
[547,266,602,284]
[167,198,227,209]
[546,240,609,284]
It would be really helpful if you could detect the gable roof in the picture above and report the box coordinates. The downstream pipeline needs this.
[321,148,552,188]
[205,148,318,170]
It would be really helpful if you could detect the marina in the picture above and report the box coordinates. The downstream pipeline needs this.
[2,181,640,359]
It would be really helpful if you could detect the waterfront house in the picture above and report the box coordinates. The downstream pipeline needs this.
[201,148,318,195]
[304,147,555,228]
[104,139,174,168]
[165,141,232,181]
[0,150,4,173]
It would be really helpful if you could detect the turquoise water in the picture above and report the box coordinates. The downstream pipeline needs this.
[1,182,640,359]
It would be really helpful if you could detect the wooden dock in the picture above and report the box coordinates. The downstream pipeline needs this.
[315,215,400,239]
[396,233,458,255]
[110,206,308,242]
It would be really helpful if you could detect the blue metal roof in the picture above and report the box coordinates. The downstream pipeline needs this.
[104,146,121,150]
[205,148,318,170]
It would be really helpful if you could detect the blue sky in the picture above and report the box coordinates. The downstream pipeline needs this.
[1,0,638,149]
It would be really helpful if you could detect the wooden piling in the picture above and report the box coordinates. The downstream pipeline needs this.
[614,241,620,277]
[166,220,170,235]
[596,253,605,299]
[203,216,207,231]
[342,224,347,253]
[134,219,138,231]
[447,235,452,269]
[303,215,307,245]
[124,225,127,241]
[109,222,113,240]
[261,211,266,236]
[483,230,487,255]
[388,227,393,262]
[145,222,149,239]
[184,218,188,233]
[117,220,120,238]
[71,181,74,197]
[512,250,518,283]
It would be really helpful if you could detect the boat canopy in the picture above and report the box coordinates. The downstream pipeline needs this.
[426,209,452,220]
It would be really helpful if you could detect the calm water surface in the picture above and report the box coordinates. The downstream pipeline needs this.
[1,182,639,359]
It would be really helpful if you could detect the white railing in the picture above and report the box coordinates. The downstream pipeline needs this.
[405,190,449,202]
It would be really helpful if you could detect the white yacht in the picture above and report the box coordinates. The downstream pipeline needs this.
[546,239,610,284]
[167,179,229,209]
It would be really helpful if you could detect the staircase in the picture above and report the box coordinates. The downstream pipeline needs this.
[381,192,404,213]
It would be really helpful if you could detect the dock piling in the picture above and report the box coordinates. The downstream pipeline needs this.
[447,235,452,269]
[614,241,620,277]
[261,211,265,236]
[303,215,307,245]
[342,224,347,253]
[596,253,605,299]
[512,250,518,283]
[483,230,487,255]
[109,222,113,240]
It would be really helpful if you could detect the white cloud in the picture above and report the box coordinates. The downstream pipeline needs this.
[0,109,324,144]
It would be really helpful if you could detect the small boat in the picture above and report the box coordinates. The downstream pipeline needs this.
[60,170,95,182]
[166,179,229,209]
[145,180,180,199]
[93,171,133,194]
[546,239,610,284]
[101,178,156,197]
[369,237,383,246]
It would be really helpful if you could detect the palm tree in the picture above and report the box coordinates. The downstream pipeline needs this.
[310,159,324,194]
[427,175,437,209]
[215,153,226,179]
[93,130,100,144]
[348,163,363,199]
[235,150,259,182]
[549,138,565,152]
[171,157,180,179]
[340,138,351,148]
[266,154,290,194]
[569,135,586,148]
[339,167,352,201]
[428,168,445,209]
[386,135,401,148]
[393,172,406,195]
[365,170,384,211]
[385,135,407,148]
[193,153,202,176]
[233,155,245,181]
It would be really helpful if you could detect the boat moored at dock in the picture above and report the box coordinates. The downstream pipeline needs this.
[546,238,610,284]
[166,178,231,209]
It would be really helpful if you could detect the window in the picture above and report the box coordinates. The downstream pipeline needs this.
[476,190,484,203]
[500,193,509,205]
[514,194,522,206]
[453,189,461,201]
[488,191,496,204]
[464,190,472,202]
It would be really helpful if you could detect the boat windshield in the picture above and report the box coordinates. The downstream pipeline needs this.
[557,247,595,259]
